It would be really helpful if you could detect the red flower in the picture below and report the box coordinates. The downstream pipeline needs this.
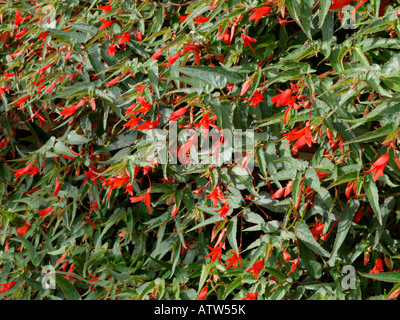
[135,120,158,130]
[353,208,364,224]
[152,48,164,61]
[0,85,11,98]
[245,90,264,108]
[98,2,112,13]
[13,163,40,181]
[205,245,223,264]
[10,9,29,27]
[123,115,141,131]
[282,245,290,262]
[193,16,210,24]
[215,201,230,220]
[370,257,384,276]
[168,107,187,121]
[271,88,293,108]
[11,95,30,110]
[98,17,114,29]
[17,223,30,237]
[247,260,264,279]
[226,250,241,269]
[164,51,181,66]
[106,44,117,57]
[132,96,153,114]
[60,104,79,119]
[388,288,400,300]
[241,33,257,53]
[345,180,358,199]
[115,31,131,45]
[272,187,284,199]
[178,15,189,23]
[364,154,389,181]
[130,188,152,213]
[54,178,62,197]
[249,6,273,24]
[329,0,352,10]
[310,221,325,240]
[288,257,300,275]
[0,281,16,294]
[242,292,258,300]
[37,207,54,218]
[198,285,208,300]
[206,186,227,207]
[329,0,368,20]
[106,76,121,87]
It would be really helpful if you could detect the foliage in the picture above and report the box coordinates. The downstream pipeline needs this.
[1,0,400,300]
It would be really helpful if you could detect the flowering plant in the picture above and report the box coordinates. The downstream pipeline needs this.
[1,0,400,300]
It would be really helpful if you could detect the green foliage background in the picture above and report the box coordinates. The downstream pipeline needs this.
[1,0,400,300]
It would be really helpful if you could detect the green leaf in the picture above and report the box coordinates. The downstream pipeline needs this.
[223,277,243,299]
[48,28,90,43]
[345,123,396,145]
[11,237,40,267]
[319,0,331,28]
[231,165,259,197]
[364,174,383,225]
[296,221,330,258]
[300,0,313,40]
[329,200,359,262]
[55,274,82,300]
[227,216,239,255]
[359,271,400,283]
[88,45,105,81]
[174,66,243,88]
[67,130,90,145]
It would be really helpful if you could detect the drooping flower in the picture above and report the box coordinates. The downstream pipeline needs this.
[214,201,230,220]
[123,115,141,131]
[106,44,117,57]
[345,180,358,199]
[164,51,181,66]
[37,207,54,218]
[206,186,227,207]
[247,260,264,279]
[272,187,284,199]
[245,90,264,108]
[0,281,16,294]
[241,33,257,53]
[152,48,164,61]
[106,76,121,87]
[98,2,113,13]
[271,88,294,108]
[17,223,30,237]
[370,257,384,275]
[129,188,152,213]
[193,16,210,24]
[226,250,241,269]
[115,31,132,45]
[242,292,258,300]
[135,120,158,130]
[168,107,187,121]
[310,221,325,241]
[98,17,115,29]
[364,154,389,181]
[13,163,40,181]
[287,257,300,275]
[249,6,273,24]
[205,245,223,264]
[178,15,189,23]
[198,285,208,300]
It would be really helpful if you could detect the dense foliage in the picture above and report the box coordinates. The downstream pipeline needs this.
[1,0,400,300]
